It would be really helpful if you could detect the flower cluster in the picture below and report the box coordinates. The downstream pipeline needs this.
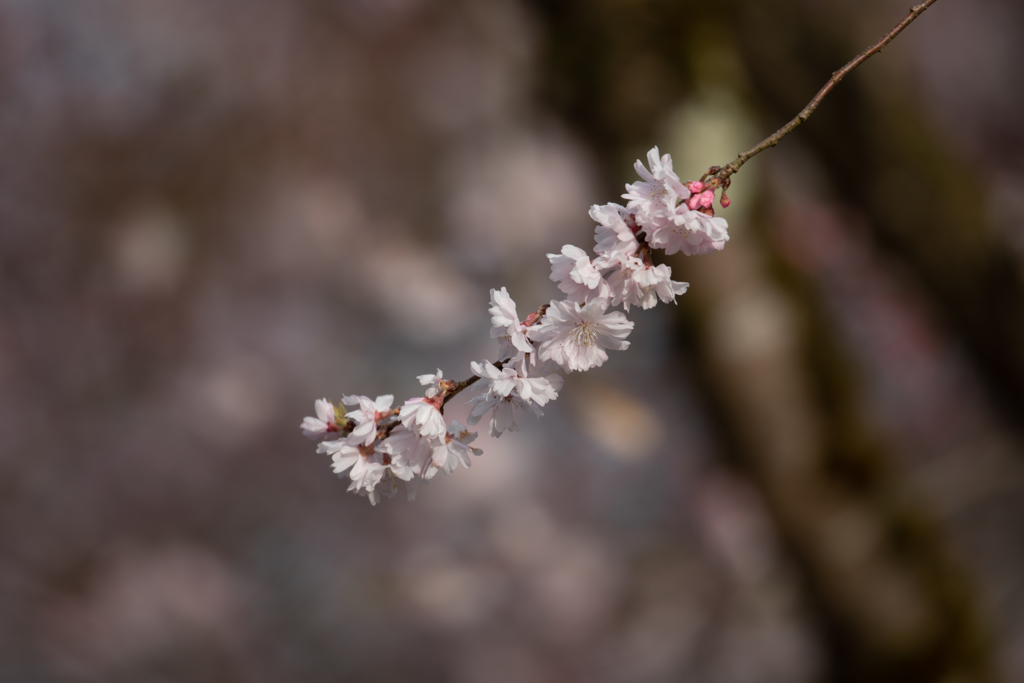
[301,147,729,504]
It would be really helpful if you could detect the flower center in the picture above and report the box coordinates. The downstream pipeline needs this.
[570,321,599,348]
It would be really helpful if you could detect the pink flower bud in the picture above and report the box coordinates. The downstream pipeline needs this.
[686,195,702,210]
[698,190,715,208]
[687,180,705,193]
[720,192,731,208]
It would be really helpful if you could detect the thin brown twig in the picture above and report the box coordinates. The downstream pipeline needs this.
[441,375,482,409]
[708,0,938,186]
[441,359,507,410]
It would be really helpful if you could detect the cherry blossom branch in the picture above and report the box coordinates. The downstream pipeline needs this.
[302,1,937,504]
[706,0,938,189]
[303,143,729,505]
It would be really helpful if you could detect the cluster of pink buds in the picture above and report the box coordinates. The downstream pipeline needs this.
[685,180,729,212]
[301,147,729,504]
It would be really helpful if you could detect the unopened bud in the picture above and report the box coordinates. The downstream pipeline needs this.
[686,195,702,210]
[686,180,705,193]
[698,190,715,208]
[720,191,731,208]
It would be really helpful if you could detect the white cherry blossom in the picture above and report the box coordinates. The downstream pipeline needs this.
[470,360,564,407]
[417,369,445,398]
[316,438,360,474]
[470,360,519,397]
[622,146,690,227]
[558,273,613,304]
[370,474,420,504]
[532,297,634,372]
[508,353,564,383]
[345,451,386,495]
[341,394,394,446]
[300,398,339,440]
[381,426,434,477]
[517,371,563,406]
[399,397,447,439]
[465,359,564,438]
[548,244,602,288]
[607,258,689,311]
[509,357,564,406]
[646,209,729,256]
[548,244,611,303]
[429,420,482,477]
[590,203,640,269]
[348,451,415,505]
[466,389,543,438]
[489,287,534,358]
[318,438,414,505]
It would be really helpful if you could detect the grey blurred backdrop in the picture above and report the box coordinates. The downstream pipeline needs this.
[1,1,1023,682]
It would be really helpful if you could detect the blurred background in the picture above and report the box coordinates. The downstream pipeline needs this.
[1,0,1022,681]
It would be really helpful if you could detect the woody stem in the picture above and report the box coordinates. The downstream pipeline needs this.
[708,0,938,186]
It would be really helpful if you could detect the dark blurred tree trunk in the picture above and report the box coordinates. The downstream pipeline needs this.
[730,0,1024,437]
[675,231,991,683]
[528,1,993,681]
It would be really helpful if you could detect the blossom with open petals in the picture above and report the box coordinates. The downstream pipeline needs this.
[590,203,640,269]
[646,209,729,256]
[429,420,482,477]
[381,426,434,478]
[470,360,563,407]
[531,297,633,372]
[341,394,394,446]
[548,244,601,289]
[622,146,690,229]
[607,258,689,311]
[317,438,360,475]
[300,398,340,440]
[347,450,415,505]
[489,287,533,358]
[399,397,447,439]
[318,438,414,505]
[465,360,563,438]
[417,369,445,398]
[548,244,610,303]
[466,389,543,438]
